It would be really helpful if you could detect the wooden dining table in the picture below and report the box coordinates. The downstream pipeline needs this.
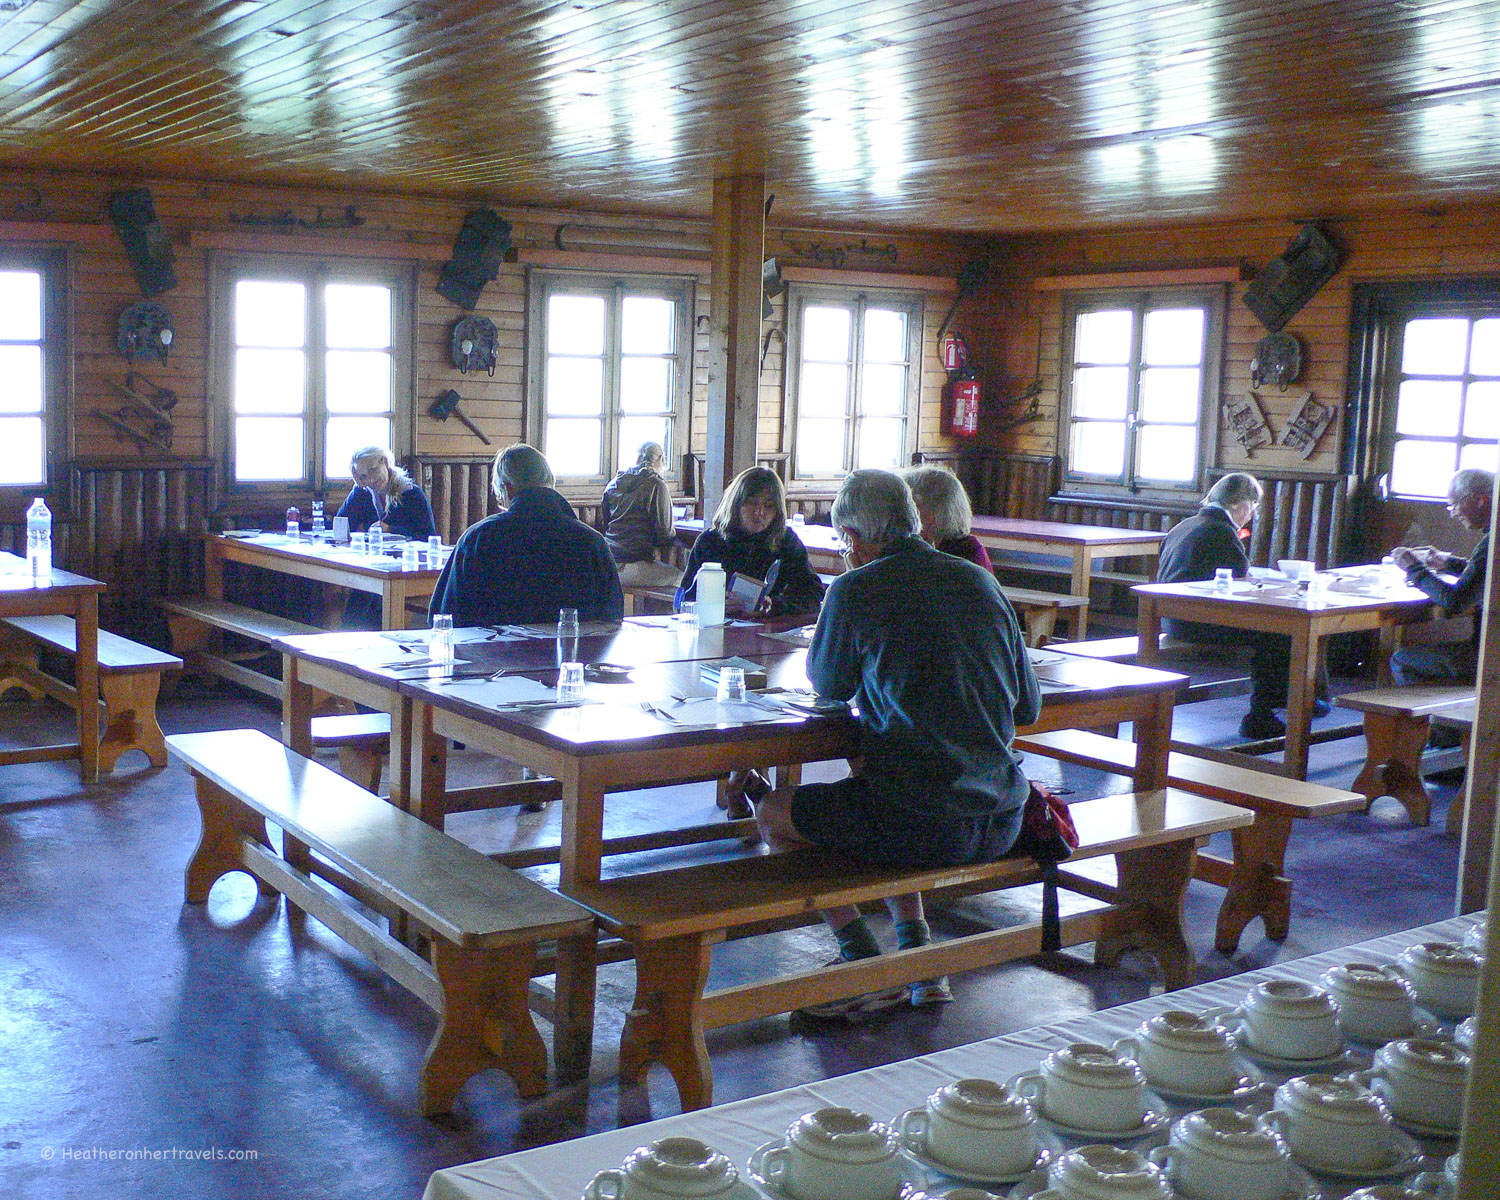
[1134,573,1435,780]
[0,551,106,782]
[275,620,1189,1082]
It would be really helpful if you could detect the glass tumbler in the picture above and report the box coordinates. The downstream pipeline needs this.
[717,666,747,704]
[1214,567,1233,592]
[430,613,454,665]
[557,661,585,704]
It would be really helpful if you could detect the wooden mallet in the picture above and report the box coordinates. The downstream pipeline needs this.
[430,389,491,444]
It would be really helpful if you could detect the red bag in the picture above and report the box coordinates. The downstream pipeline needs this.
[1011,781,1079,951]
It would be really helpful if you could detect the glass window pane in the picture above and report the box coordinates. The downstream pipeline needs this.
[1396,379,1461,436]
[546,356,604,415]
[1459,441,1500,475]
[1075,310,1132,364]
[0,345,42,412]
[622,296,674,355]
[1402,318,1469,375]
[1464,381,1500,439]
[234,348,305,414]
[545,418,601,476]
[0,416,43,484]
[1136,425,1198,482]
[0,271,41,341]
[236,416,305,481]
[1138,367,1201,423]
[324,284,391,349]
[802,306,851,362]
[862,309,907,363]
[236,281,305,347]
[797,418,847,473]
[1142,308,1204,366]
[618,416,669,467]
[861,363,906,415]
[1073,366,1128,419]
[799,362,850,416]
[1390,438,1457,498]
[326,417,392,478]
[325,350,391,413]
[620,357,672,413]
[548,295,606,355]
[1070,421,1126,476]
[1471,318,1500,376]
[856,417,904,469]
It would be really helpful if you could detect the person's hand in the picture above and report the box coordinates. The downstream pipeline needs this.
[1390,546,1421,571]
[751,595,774,618]
[373,520,390,534]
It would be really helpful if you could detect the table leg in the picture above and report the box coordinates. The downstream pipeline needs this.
[382,581,407,631]
[1025,609,1057,648]
[1069,551,1090,640]
[1131,691,1175,791]
[204,538,225,601]
[1284,627,1317,780]
[280,655,314,757]
[75,592,100,783]
[1136,594,1161,666]
[408,700,448,828]
[555,765,605,1083]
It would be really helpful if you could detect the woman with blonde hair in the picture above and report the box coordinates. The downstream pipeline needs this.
[902,464,991,571]
[336,445,436,543]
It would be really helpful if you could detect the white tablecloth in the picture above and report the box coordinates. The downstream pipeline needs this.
[424,915,1482,1200]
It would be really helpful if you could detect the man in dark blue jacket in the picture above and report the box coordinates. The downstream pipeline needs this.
[429,444,623,628]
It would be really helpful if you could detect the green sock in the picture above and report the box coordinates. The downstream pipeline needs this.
[834,917,881,961]
[894,918,931,951]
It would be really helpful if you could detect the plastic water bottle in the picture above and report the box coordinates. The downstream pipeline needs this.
[694,562,726,627]
[310,500,325,535]
[285,505,300,538]
[25,497,51,577]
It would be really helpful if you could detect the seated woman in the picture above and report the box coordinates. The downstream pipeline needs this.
[682,465,824,818]
[336,446,437,628]
[681,466,824,618]
[903,464,992,571]
[602,441,682,589]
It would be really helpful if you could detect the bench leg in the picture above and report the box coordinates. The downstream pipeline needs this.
[0,640,44,702]
[337,745,385,793]
[1352,712,1432,826]
[1210,810,1294,955]
[1095,840,1197,990]
[98,673,169,772]
[420,940,549,1115]
[1024,609,1057,649]
[1446,732,1473,835]
[185,775,278,903]
[165,614,218,688]
[619,934,715,1112]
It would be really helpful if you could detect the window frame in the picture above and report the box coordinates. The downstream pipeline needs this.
[784,283,924,482]
[0,244,70,497]
[1364,282,1500,500]
[208,252,416,494]
[524,268,695,491]
[1058,284,1226,499]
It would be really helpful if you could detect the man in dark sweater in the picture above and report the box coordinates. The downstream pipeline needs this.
[1155,472,1326,740]
[1390,467,1494,686]
[429,444,624,628]
[755,469,1040,1018]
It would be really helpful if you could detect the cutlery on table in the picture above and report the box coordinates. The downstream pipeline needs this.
[640,700,683,724]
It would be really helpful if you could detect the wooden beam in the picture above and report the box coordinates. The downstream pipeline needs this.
[1033,266,1245,290]
[704,174,766,518]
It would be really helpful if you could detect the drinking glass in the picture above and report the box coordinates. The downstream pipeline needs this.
[401,543,420,568]
[557,607,581,667]
[1214,567,1233,592]
[369,527,385,555]
[675,600,697,626]
[790,513,806,527]
[557,661,585,703]
[350,532,368,555]
[430,612,454,664]
[717,666,747,704]
[427,535,443,567]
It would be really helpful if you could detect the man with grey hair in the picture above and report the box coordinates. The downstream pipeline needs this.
[1155,471,1324,739]
[429,443,623,627]
[602,440,682,588]
[1389,466,1494,687]
[755,469,1040,1017]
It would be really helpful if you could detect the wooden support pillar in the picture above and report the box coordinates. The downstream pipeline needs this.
[704,174,766,518]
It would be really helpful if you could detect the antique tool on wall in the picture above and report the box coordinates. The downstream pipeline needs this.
[95,370,177,452]
[430,389,491,444]
[1225,393,1273,455]
[1243,221,1341,331]
[1279,391,1336,459]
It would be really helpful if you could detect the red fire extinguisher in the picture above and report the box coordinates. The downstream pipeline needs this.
[940,334,981,437]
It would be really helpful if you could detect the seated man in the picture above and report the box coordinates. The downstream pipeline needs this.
[429,443,624,627]
[1390,466,1494,686]
[755,469,1040,1018]
[602,440,683,589]
[1155,472,1327,740]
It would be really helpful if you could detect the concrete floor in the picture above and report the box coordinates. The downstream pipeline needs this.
[0,678,1464,1200]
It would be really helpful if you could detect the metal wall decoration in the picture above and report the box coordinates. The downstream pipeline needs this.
[449,315,499,376]
[94,371,177,452]
[1279,391,1337,459]
[429,389,491,444]
[116,301,175,364]
[1242,221,1342,331]
[1224,393,1273,455]
[1250,330,1303,390]
[436,207,512,309]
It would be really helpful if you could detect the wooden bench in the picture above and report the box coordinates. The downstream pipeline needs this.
[1000,585,1092,646]
[622,585,677,616]
[311,711,393,792]
[564,788,1251,1111]
[167,728,594,1115]
[1051,635,1253,704]
[1015,728,1365,954]
[0,615,181,772]
[1337,686,1476,828]
[161,597,322,702]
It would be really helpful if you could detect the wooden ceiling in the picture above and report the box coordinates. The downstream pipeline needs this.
[1,0,1499,234]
